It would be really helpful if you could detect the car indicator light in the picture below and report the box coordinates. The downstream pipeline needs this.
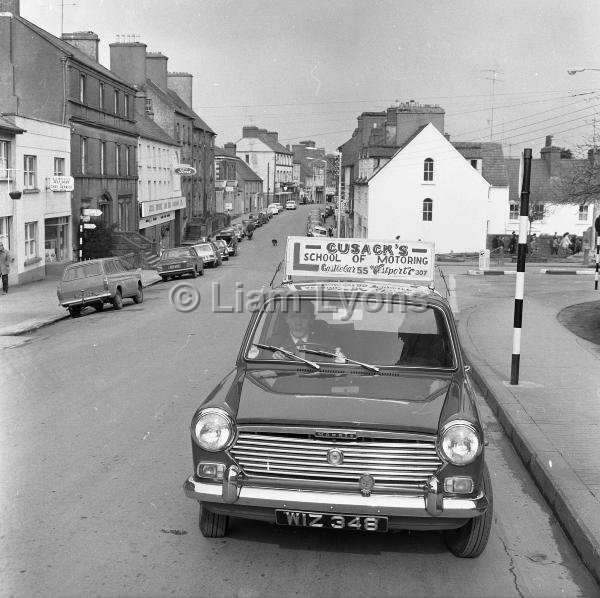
[197,462,225,480]
[443,477,474,494]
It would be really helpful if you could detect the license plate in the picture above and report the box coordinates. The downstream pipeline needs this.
[168,264,180,270]
[275,510,387,532]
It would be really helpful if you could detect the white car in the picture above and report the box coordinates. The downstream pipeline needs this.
[267,204,279,216]
[274,202,284,213]
[285,201,297,210]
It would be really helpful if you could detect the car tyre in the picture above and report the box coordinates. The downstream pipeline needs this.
[199,504,229,538]
[444,464,493,558]
[200,266,204,276]
[133,283,144,304]
[190,267,197,279]
[68,306,82,318]
[112,289,124,310]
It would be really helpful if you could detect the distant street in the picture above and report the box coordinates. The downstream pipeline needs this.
[1,205,598,598]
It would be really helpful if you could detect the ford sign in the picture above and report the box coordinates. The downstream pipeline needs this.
[174,164,197,175]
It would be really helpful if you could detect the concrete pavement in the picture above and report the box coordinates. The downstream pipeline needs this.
[454,272,600,584]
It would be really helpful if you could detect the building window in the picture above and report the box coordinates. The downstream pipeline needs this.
[470,159,477,168]
[0,141,9,178]
[176,123,181,142]
[579,205,589,221]
[114,90,119,115]
[23,155,37,189]
[79,74,86,103]
[24,221,38,259]
[245,154,250,164]
[145,97,153,114]
[99,82,104,110]
[422,198,433,221]
[80,138,86,174]
[100,142,106,175]
[531,204,544,221]
[125,146,131,176]
[115,144,121,175]
[124,95,129,119]
[423,158,434,182]
[509,202,519,220]
[53,157,65,176]
[0,216,11,250]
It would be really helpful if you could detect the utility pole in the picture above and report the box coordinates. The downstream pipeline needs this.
[483,69,504,141]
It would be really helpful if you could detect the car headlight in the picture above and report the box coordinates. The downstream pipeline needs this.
[192,408,235,452]
[439,420,481,465]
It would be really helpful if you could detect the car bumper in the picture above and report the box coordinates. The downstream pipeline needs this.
[183,473,488,521]
[158,268,193,276]
[60,292,112,307]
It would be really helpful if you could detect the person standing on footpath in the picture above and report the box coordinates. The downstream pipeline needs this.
[509,231,517,255]
[551,232,559,255]
[0,242,15,294]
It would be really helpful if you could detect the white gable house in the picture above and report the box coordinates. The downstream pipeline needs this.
[354,123,508,254]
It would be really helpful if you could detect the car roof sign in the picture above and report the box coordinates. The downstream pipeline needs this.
[284,236,435,285]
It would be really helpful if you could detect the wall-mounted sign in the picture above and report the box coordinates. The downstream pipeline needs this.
[140,196,186,218]
[48,176,74,192]
[83,223,97,230]
[82,208,103,217]
[138,210,175,230]
[174,164,197,175]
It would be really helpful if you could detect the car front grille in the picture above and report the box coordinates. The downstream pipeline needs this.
[230,428,442,492]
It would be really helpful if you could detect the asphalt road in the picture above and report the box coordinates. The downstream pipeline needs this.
[1,206,598,598]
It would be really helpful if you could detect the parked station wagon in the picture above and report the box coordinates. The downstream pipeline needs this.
[183,238,492,558]
[57,257,143,318]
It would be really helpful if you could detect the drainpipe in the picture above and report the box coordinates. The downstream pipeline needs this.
[61,56,68,125]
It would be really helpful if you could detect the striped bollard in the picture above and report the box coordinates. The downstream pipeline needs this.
[510,149,532,385]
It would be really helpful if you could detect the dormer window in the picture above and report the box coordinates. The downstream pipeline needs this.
[423,158,434,182]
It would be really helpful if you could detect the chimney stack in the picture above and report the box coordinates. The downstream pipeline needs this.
[109,38,147,88]
[224,143,237,157]
[146,52,168,91]
[62,31,100,62]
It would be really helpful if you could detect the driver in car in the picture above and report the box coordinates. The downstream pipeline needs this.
[270,300,329,355]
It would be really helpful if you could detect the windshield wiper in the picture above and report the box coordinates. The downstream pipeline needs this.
[253,343,320,370]
[299,348,380,373]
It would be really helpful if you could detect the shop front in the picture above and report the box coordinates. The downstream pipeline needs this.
[44,216,70,263]
[139,196,186,251]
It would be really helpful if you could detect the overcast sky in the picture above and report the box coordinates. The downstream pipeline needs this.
[22,0,600,157]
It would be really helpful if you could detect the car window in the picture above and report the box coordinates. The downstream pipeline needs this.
[247,295,455,368]
[163,248,190,259]
[62,265,87,281]
[194,243,212,255]
[103,260,118,274]
[83,262,103,277]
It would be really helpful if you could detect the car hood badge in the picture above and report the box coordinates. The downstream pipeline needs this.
[326,448,344,466]
[359,474,375,497]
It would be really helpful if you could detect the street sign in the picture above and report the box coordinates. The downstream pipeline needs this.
[83,223,96,230]
[80,215,91,223]
[82,208,103,217]
[48,175,74,192]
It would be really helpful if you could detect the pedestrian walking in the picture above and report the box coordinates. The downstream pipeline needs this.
[328,225,334,237]
[0,242,15,294]
[551,233,559,255]
[560,232,571,257]
[530,233,538,255]
[509,231,517,255]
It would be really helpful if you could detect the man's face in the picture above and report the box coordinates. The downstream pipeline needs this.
[286,311,313,339]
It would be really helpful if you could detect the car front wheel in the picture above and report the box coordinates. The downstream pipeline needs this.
[68,306,82,318]
[190,268,197,278]
[112,289,124,310]
[444,464,493,558]
[199,504,229,538]
[133,284,144,304]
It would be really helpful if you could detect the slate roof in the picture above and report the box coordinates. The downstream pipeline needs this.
[16,16,135,89]
[235,157,262,182]
[134,109,178,145]
[0,115,25,134]
[453,142,508,187]
[252,132,292,155]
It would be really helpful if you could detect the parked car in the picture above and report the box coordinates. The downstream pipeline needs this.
[308,224,328,237]
[157,246,204,281]
[273,202,284,213]
[192,242,222,268]
[285,200,297,210]
[258,211,269,225]
[183,238,492,558]
[57,257,143,318]
[267,204,279,216]
[247,213,261,227]
[213,239,230,261]
[215,229,239,256]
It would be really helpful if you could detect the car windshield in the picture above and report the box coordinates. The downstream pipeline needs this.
[246,295,455,369]
[193,243,213,255]
[162,248,191,259]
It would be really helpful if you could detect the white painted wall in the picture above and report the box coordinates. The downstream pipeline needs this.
[366,124,493,253]
[11,116,71,283]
